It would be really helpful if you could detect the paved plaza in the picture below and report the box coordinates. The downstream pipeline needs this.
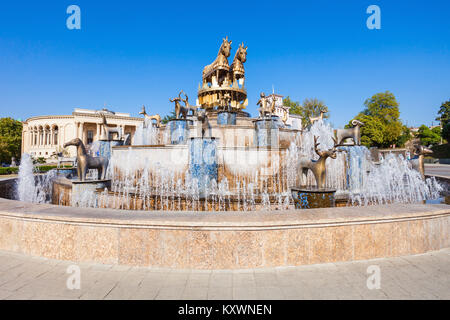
[425,164,450,179]
[0,248,448,300]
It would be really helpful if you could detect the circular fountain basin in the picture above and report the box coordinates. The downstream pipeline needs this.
[0,196,448,269]
[291,186,336,209]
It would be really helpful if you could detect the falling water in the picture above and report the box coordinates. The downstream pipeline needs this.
[17,153,57,203]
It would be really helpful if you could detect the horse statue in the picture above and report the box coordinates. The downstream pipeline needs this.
[257,92,276,118]
[202,36,232,85]
[63,138,109,181]
[170,90,197,120]
[230,42,247,85]
[139,105,161,128]
[99,112,122,141]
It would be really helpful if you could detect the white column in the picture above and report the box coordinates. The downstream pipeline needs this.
[80,122,84,144]
[96,123,100,141]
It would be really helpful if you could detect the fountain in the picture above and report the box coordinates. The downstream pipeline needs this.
[0,37,448,270]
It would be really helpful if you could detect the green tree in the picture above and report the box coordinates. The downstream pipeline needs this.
[302,98,329,127]
[283,96,302,114]
[352,91,404,148]
[161,111,177,124]
[0,118,23,164]
[395,125,412,148]
[416,125,441,146]
[442,122,450,143]
[436,100,450,125]
[283,96,329,127]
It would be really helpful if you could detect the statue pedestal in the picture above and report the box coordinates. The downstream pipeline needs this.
[91,140,123,159]
[55,168,77,178]
[217,111,237,125]
[71,179,111,207]
[254,117,281,147]
[189,137,218,197]
[291,186,336,209]
[169,119,193,145]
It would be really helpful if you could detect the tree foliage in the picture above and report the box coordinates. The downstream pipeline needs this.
[442,122,450,143]
[283,96,329,127]
[161,111,177,124]
[0,118,22,164]
[416,125,441,147]
[352,91,405,148]
[436,100,450,125]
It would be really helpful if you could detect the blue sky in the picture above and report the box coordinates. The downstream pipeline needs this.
[0,0,449,128]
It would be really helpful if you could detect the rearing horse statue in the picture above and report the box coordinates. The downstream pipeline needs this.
[63,138,109,181]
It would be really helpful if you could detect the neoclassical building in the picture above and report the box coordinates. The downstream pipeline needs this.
[22,108,143,159]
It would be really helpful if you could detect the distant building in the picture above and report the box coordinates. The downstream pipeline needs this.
[265,93,303,130]
[22,108,143,159]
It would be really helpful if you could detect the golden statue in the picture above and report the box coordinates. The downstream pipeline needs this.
[170,90,198,120]
[257,92,276,118]
[202,36,232,87]
[230,42,247,86]
[197,37,248,112]
[298,136,338,189]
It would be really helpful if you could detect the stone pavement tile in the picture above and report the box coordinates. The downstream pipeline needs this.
[129,285,160,300]
[255,286,285,300]
[181,286,208,300]
[155,286,185,300]
[104,272,147,300]
[207,286,232,300]
[0,289,14,299]
[79,280,118,300]
[187,273,211,288]
[232,272,256,287]
[209,272,232,288]
[140,272,169,288]
[254,272,279,287]
[233,286,258,300]
[5,291,34,300]
[163,272,189,288]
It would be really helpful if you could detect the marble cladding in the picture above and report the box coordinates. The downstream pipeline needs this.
[0,199,448,269]
[169,120,193,145]
[217,111,237,125]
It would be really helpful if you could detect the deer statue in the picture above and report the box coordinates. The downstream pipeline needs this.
[409,145,433,179]
[298,136,338,189]
[99,113,122,141]
[63,138,108,181]
[334,119,364,146]
[139,105,161,128]
[309,110,326,125]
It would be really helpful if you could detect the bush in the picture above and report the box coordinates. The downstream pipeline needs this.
[0,167,19,175]
[0,165,73,175]
[431,143,450,159]
[35,165,73,173]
